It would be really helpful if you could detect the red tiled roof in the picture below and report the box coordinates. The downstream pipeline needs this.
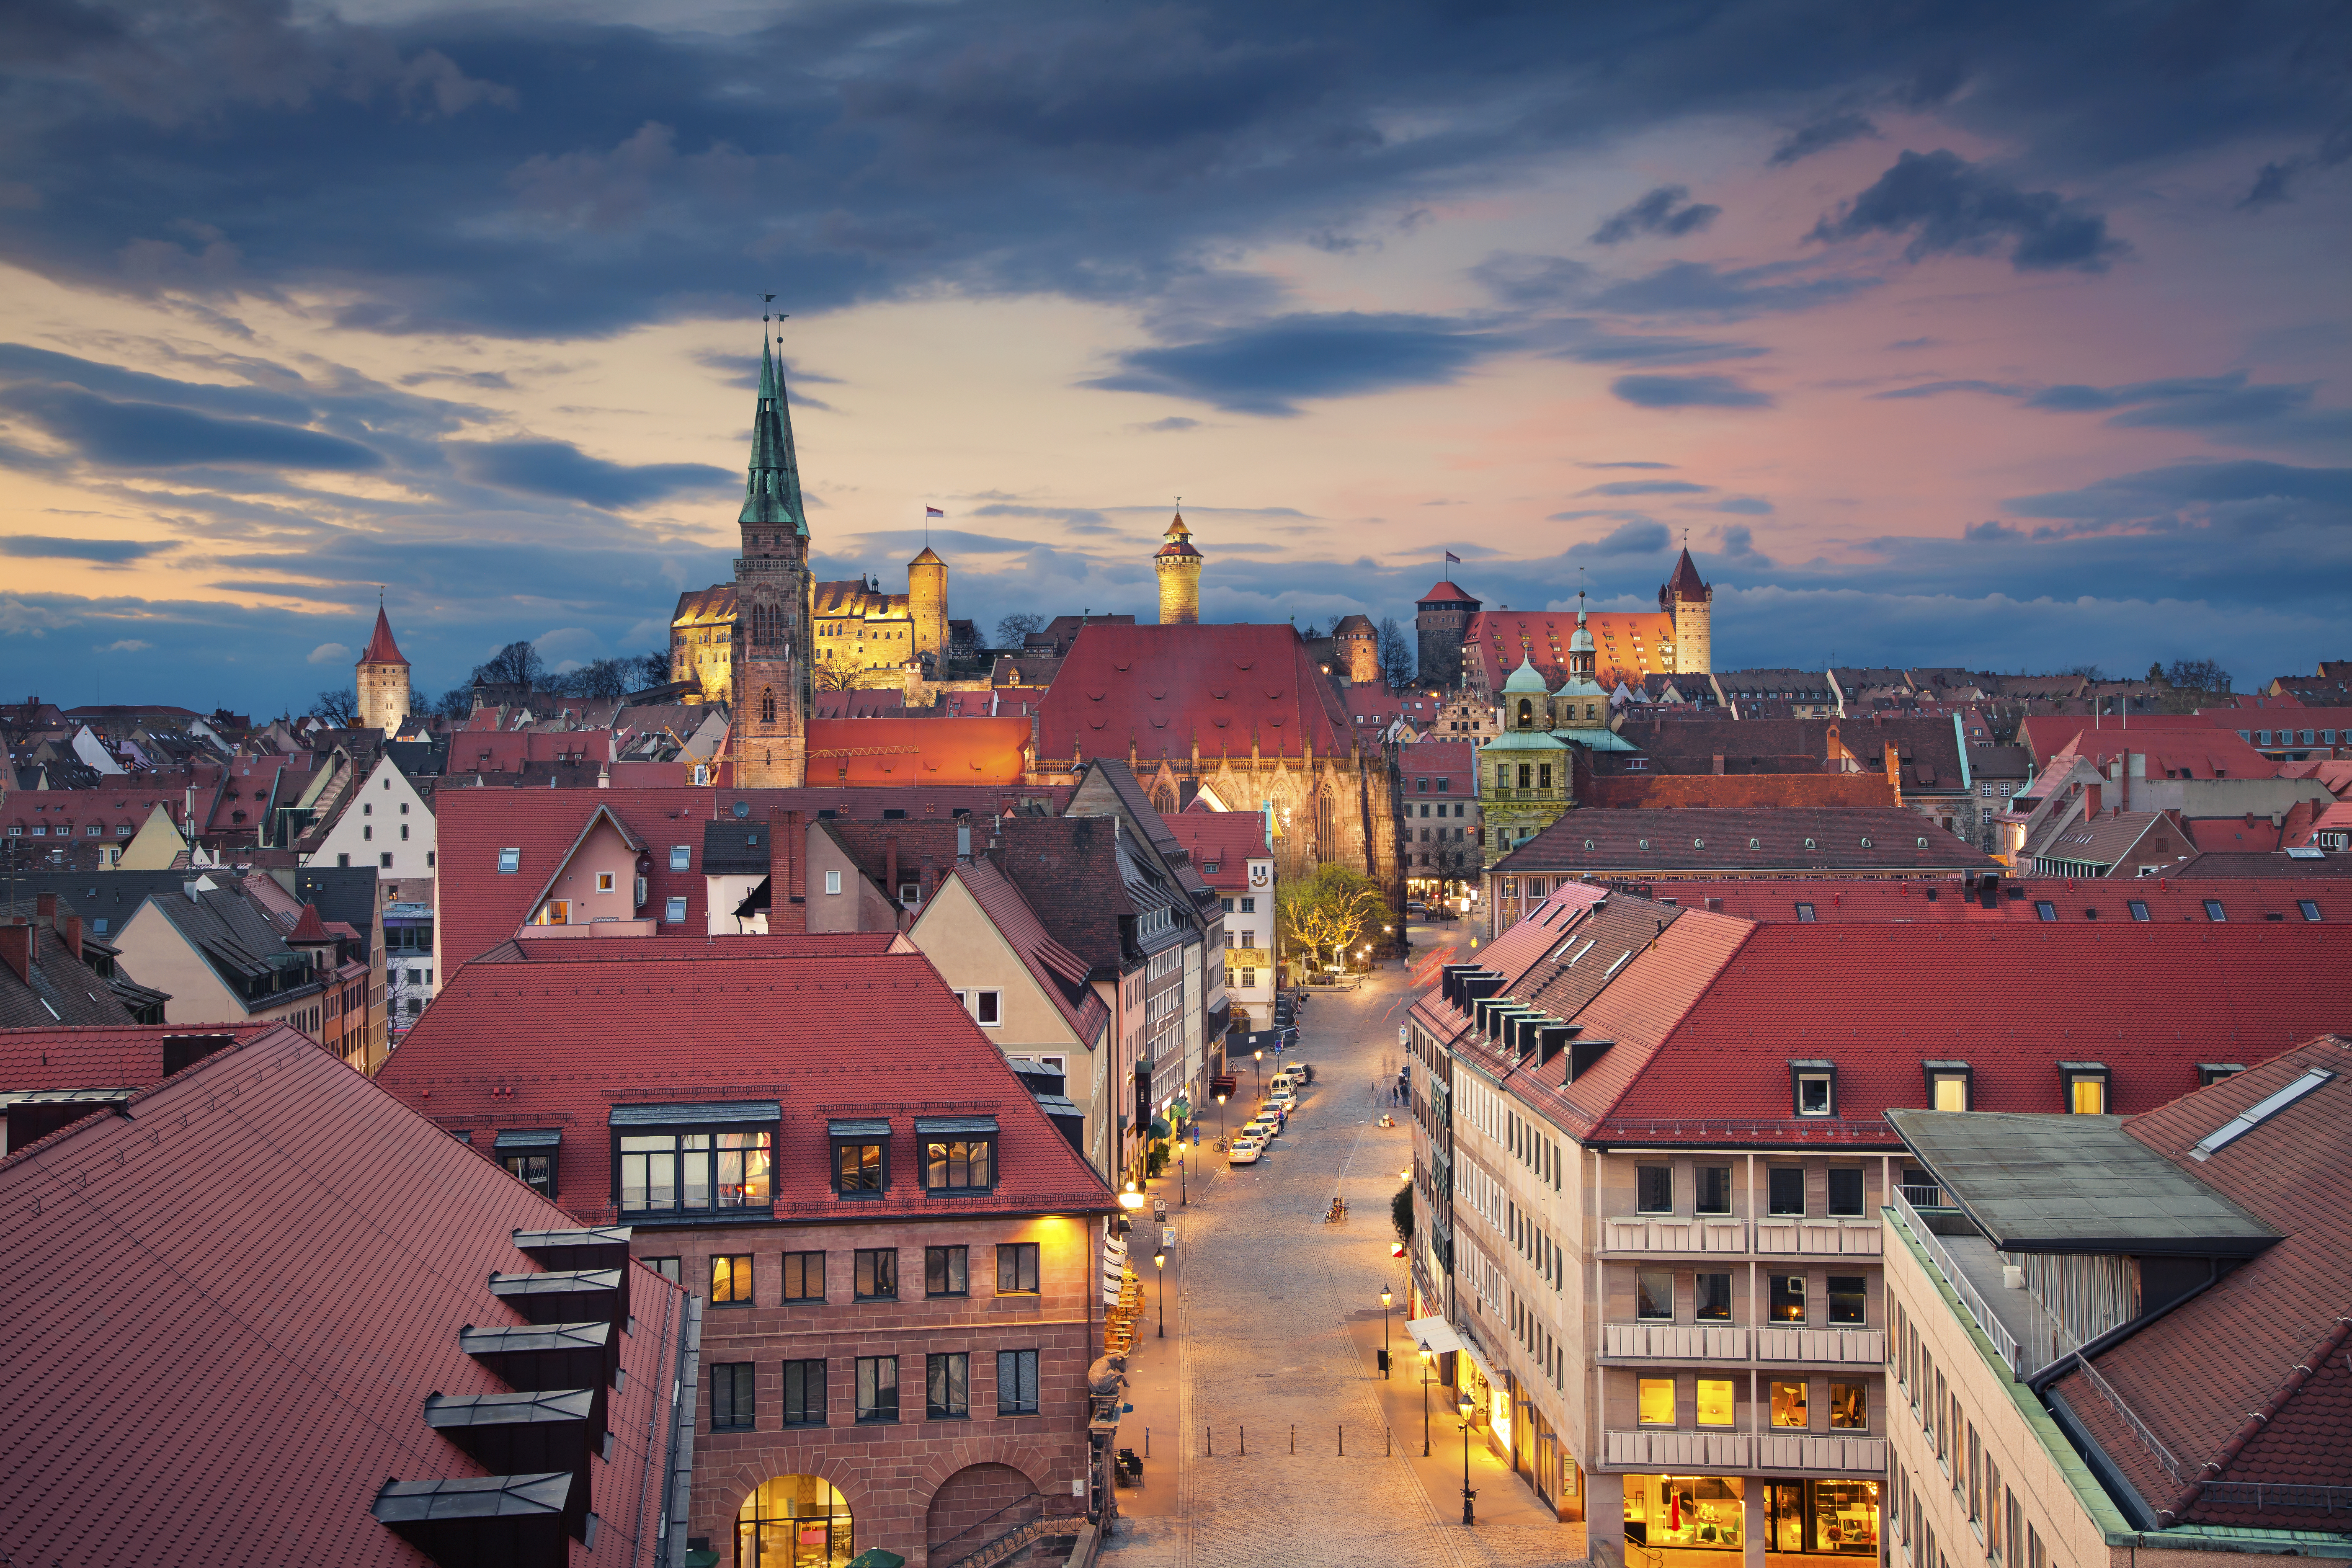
[2052,1038,2352,1530]
[379,948,1118,1223]
[286,902,330,943]
[1662,547,1709,601]
[944,860,1111,1043]
[2021,713,2277,778]
[2187,816,2280,852]
[1494,806,1992,875]
[358,604,407,666]
[1644,876,2347,925]
[1036,623,1354,766]
[1399,738,1477,783]
[803,716,1029,785]
[0,1025,688,1566]
[1163,811,1269,890]
[1582,774,1898,809]
[1418,580,1480,606]
[1469,607,1679,693]
[0,1021,275,1091]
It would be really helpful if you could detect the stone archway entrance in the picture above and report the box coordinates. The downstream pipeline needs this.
[737,1474,853,1568]
[926,1462,1038,1562]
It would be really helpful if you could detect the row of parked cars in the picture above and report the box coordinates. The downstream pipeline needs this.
[1227,1062,1310,1164]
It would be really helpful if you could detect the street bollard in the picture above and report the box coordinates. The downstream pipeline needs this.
[1387,1427,1392,1457]
[1205,1426,1211,1457]
[1145,1428,1149,1458]
[1338,1424,1344,1457]
[1290,1424,1296,1454]
[1240,1425,1246,1455]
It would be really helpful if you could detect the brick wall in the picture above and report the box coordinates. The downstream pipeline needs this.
[661,1210,1099,1567]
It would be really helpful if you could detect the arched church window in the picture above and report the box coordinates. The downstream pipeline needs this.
[1517,698,1533,729]
[761,687,776,724]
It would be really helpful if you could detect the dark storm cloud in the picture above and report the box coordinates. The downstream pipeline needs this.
[0,383,385,471]
[1,1,2339,340]
[1809,150,2125,271]
[0,534,170,564]
[1085,313,1498,415]
[1768,111,1879,165]
[447,440,735,508]
[1611,374,1775,409]
[1586,261,1877,320]
[1591,186,1721,245]
[1868,368,2352,447]
[1589,520,1674,555]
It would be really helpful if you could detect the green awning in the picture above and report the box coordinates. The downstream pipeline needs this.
[1148,1117,1171,1138]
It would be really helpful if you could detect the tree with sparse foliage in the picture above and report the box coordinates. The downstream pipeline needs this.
[1377,616,1415,691]
[995,612,1047,648]
[437,686,473,719]
[472,640,547,690]
[309,688,358,726]
[1277,861,1387,976]
[553,657,634,699]
[2165,658,2230,694]
[636,650,671,689]
[1393,1183,1414,1244]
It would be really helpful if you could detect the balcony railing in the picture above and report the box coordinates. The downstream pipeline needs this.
[1757,1327,1886,1365]
[1604,1217,1750,1253]
[1604,1431,1888,1473]
[1603,1324,1885,1365]
[1604,1323,1751,1360]
[1890,1187,2022,1379]
[1898,1184,1946,1208]
[1756,1219,1882,1255]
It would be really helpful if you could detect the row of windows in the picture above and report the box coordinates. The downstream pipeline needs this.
[1412,776,1457,793]
[1781,1063,2117,1121]
[582,1129,1003,1211]
[2240,727,2339,747]
[1636,1269,1870,1325]
[710,1349,1042,1430]
[1411,802,1470,819]
[682,1243,1042,1304]
[1892,1302,2051,1568]
[1637,1374,1870,1429]
[9,823,134,836]
[1637,1163,1869,1217]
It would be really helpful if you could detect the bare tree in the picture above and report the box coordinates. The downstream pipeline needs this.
[472,640,547,689]
[2165,658,2230,693]
[437,686,473,719]
[635,649,672,688]
[994,612,1047,647]
[1377,616,1415,691]
[309,688,359,726]
[556,657,634,699]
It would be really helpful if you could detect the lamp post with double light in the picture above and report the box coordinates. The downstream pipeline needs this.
[1459,1395,1478,1525]
[1154,1251,1167,1338]
[1418,1346,1434,1455]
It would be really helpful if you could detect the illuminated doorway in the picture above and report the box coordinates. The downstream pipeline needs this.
[737,1475,852,1568]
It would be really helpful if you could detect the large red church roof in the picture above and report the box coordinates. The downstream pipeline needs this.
[1035,623,1355,767]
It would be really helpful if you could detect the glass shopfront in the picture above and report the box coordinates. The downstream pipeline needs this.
[737,1475,853,1568]
[1625,1475,1744,1552]
[1764,1479,1881,1555]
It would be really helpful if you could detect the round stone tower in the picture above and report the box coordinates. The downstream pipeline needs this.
[1154,512,1203,625]
[1658,547,1713,675]
[355,602,411,735]
[908,544,949,664]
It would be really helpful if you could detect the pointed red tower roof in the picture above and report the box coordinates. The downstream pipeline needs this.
[1662,548,1710,601]
[358,605,409,668]
[1417,580,1480,606]
[287,902,332,944]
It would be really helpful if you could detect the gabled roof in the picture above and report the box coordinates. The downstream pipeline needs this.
[357,605,407,667]
[1581,773,1898,810]
[1495,806,1992,875]
[379,948,1117,1224]
[0,1025,688,1566]
[804,715,1029,785]
[1162,811,1269,890]
[2019,713,2275,778]
[0,1020,274,1093]
[1646,876,2345,925]
[1037,623,1354,766]
[943,859,1112,1044]
[144,879,327,1002]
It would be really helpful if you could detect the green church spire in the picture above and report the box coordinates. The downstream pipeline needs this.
[740,320,807,536]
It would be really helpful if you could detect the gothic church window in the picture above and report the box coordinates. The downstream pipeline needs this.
[761,687,776,724]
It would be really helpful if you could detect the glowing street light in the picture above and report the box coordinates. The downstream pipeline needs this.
[1459,1395,1478,1525]
[1118,1180,1146,1212]
[1153,1250,1167,1338]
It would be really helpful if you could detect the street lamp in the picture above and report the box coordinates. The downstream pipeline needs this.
[1379,1284,1393,1378]
[1177,1140,1186,1206]
[1153,1251,1167,1338]
[1418,1346,1434,1456]
[1118,1180,1145,1212]
[1458,1395,1478,1525]
[1215,1091,1227,1144]
[1253,1048,1263,1097]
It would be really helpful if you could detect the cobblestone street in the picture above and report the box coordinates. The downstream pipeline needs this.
[1101,925,1591,1568]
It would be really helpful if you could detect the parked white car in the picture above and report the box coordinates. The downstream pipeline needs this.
[1228,1136,1265,1165]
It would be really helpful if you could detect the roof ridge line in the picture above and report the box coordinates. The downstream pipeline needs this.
[2161,1315,2352,1521]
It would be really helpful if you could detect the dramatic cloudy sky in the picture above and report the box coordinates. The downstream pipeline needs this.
[1,0,2347,713]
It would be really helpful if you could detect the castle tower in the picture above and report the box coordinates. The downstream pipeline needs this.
[1154,512,1203,624]
[1659,546,1712,675]
[1331,614,1380,686]
[1415,577,1481,691]
[354,601,410,735]
[908,544,949,667]
[732,330,815,788]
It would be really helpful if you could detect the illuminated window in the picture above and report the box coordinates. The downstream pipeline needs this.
[2062,1063,2110,1114]
[712,1253,754,1305]
[1792,1063,1834,1117]
[1638,1378,1676,1425]
[1770,1274,1806,1323]
[1772,1380,1809,1427]
[1830,1381,1868,1429]
[1695,1273,1732,1320]
[1926,1064,1970,1112]
[1697,1379,1736,1427]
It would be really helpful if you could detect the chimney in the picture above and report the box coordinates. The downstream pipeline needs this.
[1710,753,1725,776]
[36,892,57,922]
[957,822,972,861]
[61,914,82,962]
[766,807,807,934]
[0,920,31,986]
[886,835,899,900]
[2084,781,2102,820]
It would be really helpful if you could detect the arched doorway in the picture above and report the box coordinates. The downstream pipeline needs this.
[926,1463,1038,1558]
[737,1475,852,1568]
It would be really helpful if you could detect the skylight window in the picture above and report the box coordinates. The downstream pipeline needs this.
[2202,900,2227,922]
[2298,899,2321,922]
[2127,900,2150,921]
[497,847,520,874]
[2191,1069,2335,1161]
[2035,901,2057,921]
[1794,903,1816,922]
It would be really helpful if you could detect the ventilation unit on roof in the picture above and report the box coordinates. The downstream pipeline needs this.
[2191,1068,2334,1161]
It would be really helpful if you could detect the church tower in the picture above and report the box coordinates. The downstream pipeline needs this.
[908,544,949,668]
[1659,546,1712,675]
[732,328,815,788]
[354,600,410,735]
[1154,512,1202,624]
